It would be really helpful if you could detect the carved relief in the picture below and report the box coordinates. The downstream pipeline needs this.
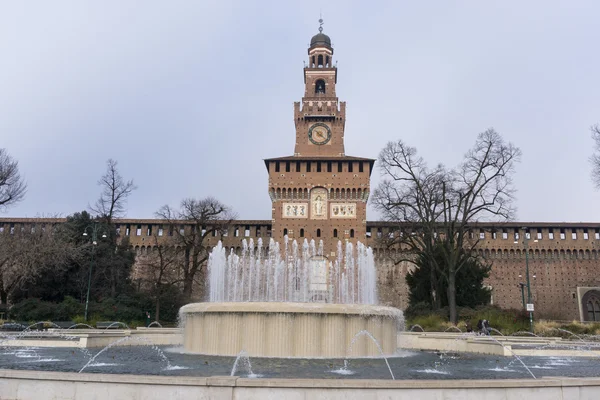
[310,187,328,220]
[330,203,356,219]
[282,203,308,219]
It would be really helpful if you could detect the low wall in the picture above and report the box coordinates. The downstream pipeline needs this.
[0,328,182,348]
[398,332,511,355]
[397,332,600,358]
[1,370,600,400]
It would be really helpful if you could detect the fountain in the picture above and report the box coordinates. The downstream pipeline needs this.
[179,237,404,358]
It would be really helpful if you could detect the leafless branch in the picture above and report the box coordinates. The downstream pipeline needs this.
[155,197,236,301]
[0,149,27,211]
[90,159,137,223]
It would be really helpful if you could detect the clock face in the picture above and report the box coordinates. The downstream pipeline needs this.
[308,123,331,145]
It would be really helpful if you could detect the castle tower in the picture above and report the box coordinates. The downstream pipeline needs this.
[264,21,374,264]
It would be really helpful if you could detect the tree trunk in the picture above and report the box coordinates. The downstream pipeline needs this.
[447,269,458,324]
[0,274,7,305]
[182,248,193,301]
[429,261,441,310]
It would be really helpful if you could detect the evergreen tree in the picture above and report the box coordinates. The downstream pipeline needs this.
[406,243,492,310]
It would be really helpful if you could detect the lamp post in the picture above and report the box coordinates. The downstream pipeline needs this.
[518,276,526,309]
[83,221,107,321]
[515,227,537,332]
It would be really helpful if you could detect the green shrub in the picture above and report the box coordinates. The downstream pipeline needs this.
[406,305,530,334]
[408,314,448,331]
[9,298,55,322]
[404,301,433,320]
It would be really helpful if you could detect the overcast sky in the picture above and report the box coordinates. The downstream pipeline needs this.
[1,1,599,222]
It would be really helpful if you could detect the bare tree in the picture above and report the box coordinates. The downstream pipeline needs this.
[591,124,600,189]
[373,128,521,323]
[0,224,79,305]
[90,159,137,223]
[155,197,236,302]
[0,148,27,211]
[136,235,184,321]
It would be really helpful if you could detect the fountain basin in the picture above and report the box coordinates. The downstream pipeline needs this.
[180,302,403,358]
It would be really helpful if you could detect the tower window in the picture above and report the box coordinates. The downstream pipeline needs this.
[315,79,325,94]
[327,161,332,172]
[317,162,322,172]
[338,162,342,172]
[348,163,353,173]
[317,55,324,67]
[296,161,301,172]
[333,229,338,238]
[350,229,355,238]
[306,162,311,172]
[283,228,288,236]
[359,162,364,173]
[317,229,321,237]
[300,228,304,237]
[286,162,290,172]
[275,162,280,172]
[326,56,330,67]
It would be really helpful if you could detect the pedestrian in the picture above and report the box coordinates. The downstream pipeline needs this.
[480,319,490,335]
[465,320,473,333]
[145,311,151,327]
[483,319,491,336]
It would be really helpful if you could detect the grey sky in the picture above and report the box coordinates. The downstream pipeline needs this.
[1,1,599,222]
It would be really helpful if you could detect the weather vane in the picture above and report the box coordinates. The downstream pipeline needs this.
[318,14,324,33]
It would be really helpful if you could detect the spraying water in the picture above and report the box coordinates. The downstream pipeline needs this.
[230,350,259,377]
[208,237,377,304]
[79,336,173,373]
[347,330,395,380]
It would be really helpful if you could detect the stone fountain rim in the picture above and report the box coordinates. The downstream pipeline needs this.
[180,301,403,317]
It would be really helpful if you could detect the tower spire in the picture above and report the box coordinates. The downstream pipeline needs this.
[318,15,324,33]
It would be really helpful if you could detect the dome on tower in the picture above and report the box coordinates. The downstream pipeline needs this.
[310,32,331,48]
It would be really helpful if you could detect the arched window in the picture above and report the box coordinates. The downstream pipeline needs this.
[350,229,355,238]
[315,79,326,94]
[317,229,321,237]
[588,301,595,321]
[311,56,315,67]
[283,228,288,236]
[317,54,324,67]
[333,229,338,237]
[583,291,600,321]
[300,228,304,237]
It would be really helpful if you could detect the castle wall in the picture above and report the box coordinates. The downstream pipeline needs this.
[3,218,599,320]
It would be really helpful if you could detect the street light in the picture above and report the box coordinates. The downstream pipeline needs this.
[517,273,526,310]
[514,227,537,332]
[83,221,107,321]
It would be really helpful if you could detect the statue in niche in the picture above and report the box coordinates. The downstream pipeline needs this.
[315,196,324,216]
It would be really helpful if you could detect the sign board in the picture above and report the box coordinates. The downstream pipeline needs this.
[526,303,534,312]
